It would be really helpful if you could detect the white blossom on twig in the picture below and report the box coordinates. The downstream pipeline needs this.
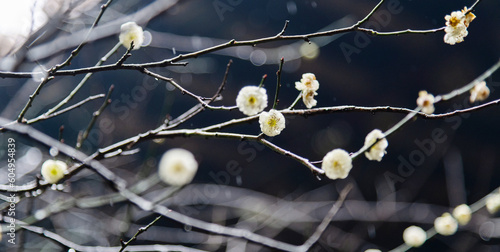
[444,8,475,45]
[236,86,268,116]
[295,73,319,108]
[322,149,352,180]
[403,225,426,247]
[259,109,286,137]
[364,129,388,161]
[486,193,500,214]
[417,90,435,114]
[295,73,319,92]
[41,159,68,184]
[470,81,490,103]
[452,204,472,226]
[119,21,144,50]
[434,212,458,236]
[302,89,318,109]
[158,148,198,186]
[462,7,476,28]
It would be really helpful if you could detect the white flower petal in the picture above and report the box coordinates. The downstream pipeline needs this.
[119,22,144,50]
[322,149,352,180]
[452,204,472,226]
[417,90,435,114]
[295,73,319,92]
[434,213,458,236]
[486,193,500,214]
[158,148,198,186]
[403,225,426,247]
[259,109,286,137]
[236,86,268,116]
[41,159,68,184]
[364,129,388,162]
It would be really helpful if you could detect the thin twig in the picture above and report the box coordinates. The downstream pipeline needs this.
[357,27,445,36]
[27,94,105,124]
[141,69,237,110]
[119,215,162,252]
[116,42,135,66]
[273,57,284,109]
[17,77,54,122]
[31,42,121,124]
[0,0,449,79]
[164,60,233,129]
[50,0,114,73]
[354,0,386,27]
[259,138,324,175]
[288,94,302,110]
[76,85,114,149]
[21,222,205,252]
[298,184,353,251]
[258,74,267,88]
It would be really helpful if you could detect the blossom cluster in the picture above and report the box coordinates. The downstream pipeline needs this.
[444,7,475,45]
[402,204,472,247]
[295,73,319,108]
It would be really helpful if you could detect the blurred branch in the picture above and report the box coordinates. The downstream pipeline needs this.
[20,221,206,252]
[119,215,162,252]
[0,0,450,79]
[27,94,105,124]
[26,0,181,62]
[76,85,114,149]
[298,184,352,251]
[50,0,114,73]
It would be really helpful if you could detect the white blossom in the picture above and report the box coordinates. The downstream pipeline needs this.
[236,86,268,116]
[302,89,318,109]
[119,21,144,50]
[259,109,286,137]
[470,81,490,103]
[321,149,352,180]
[434,213,458,236]
[416,90,435,114]
[295,73,319,108]
[461,7,476,28]
[295,73,319,92]
[364,129,388,162]
[41,159,68,184]
[486,193,500,214]
[158,148,198,186]
[443,8,475,45]
[452,204,472,226]
[403,225,426,247]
